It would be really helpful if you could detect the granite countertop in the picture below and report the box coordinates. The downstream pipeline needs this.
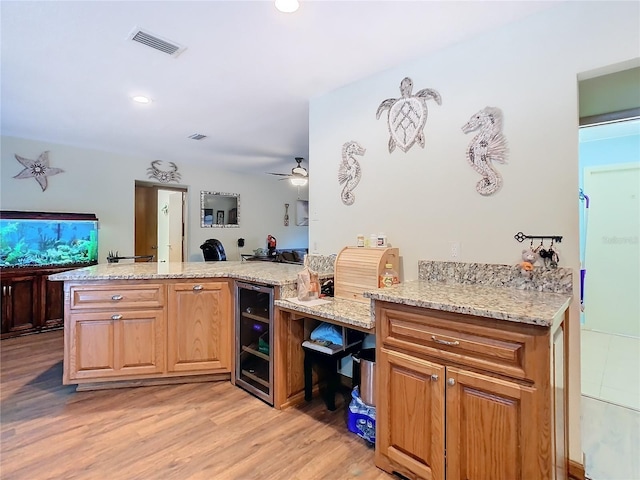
[48,261,332,286]
[274,297,374,331]
[364,280,572,327]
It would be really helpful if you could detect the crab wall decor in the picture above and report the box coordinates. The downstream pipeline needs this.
[338,141,366,206]
[13,150,64,192]
[376,77,442,153]
[461,106,509,196]
[147,160,181,183]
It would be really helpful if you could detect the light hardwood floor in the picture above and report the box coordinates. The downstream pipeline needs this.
[1,330,393,480]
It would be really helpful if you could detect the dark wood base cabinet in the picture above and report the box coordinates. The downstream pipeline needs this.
[1,266,81,339]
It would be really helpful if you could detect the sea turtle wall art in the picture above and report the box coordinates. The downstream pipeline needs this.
[376,77,442,154]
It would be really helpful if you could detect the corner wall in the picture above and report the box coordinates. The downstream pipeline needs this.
[1,136,309,262]
[309,1,640,466]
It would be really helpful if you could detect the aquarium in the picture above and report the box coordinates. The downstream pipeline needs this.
[0,211,98,269]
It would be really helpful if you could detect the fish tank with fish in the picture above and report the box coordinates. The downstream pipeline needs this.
[0,211,98,269]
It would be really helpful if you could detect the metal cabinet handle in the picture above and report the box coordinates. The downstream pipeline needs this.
[111,314,123,320]
[447,378,456,387]
[193,284,203,291]
[8,286,11,296]
[2,286,5,296]
[111,294,123,301]
[431,374,439,382]
[431,335,460,347]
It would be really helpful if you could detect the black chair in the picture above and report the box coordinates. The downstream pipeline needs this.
[200,239,227,261]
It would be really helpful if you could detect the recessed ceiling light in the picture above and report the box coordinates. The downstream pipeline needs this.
[275,0,299,13]
[132,95,151,104]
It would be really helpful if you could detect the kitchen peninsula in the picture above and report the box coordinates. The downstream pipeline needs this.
[49,260,333,390]
[51,259,573,479]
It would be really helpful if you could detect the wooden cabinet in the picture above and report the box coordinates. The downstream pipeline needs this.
[68,309,165,380]
[1,271,39,336]
[1,266,79,338]
[375,301,568,480]
[65,283,166,382]
[167,281,231,373]
[62,279,233,387]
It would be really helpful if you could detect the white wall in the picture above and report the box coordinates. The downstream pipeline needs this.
[0,136,309,262]
[309,1,640,465]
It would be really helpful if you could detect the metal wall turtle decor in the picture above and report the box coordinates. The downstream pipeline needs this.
[376,77,442,153]
[13,150,64,192]
[461,106,509,196]
[146,160,181,183]
[338,140,366,206]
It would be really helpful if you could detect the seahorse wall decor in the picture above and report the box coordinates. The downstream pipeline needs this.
[461,106,509,196]
[376,77,442,154]
[338,141,366,206]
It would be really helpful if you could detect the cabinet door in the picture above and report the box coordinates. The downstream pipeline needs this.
[167,281,231,373]
[376,348,445,480]
[445,367,537,480]
[68,310,165,380]
[41,274,65,330]
[1,274,38,335]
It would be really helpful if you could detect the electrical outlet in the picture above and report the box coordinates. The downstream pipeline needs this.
[450,241,460,259]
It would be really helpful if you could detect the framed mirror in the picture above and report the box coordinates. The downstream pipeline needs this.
[200,191,240,228]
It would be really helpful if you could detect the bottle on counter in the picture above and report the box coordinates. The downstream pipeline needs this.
[357,233,365,247]
[369,233,377,248]
[379,263,399,288]
[377,233,387,248]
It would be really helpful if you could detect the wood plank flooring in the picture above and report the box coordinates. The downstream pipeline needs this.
[1,330,393,480]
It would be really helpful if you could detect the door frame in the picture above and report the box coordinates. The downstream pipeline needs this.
[134,181,188,262]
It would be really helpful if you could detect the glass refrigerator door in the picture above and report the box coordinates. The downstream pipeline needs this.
[235,282,274,405]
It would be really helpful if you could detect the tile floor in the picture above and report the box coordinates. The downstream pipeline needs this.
[581,328,640,480]
[581,328,640,411]
[582,395,640,480]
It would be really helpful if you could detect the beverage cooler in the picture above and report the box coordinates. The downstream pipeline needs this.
[235,281,274,405]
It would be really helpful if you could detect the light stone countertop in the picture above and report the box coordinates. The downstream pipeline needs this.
[274,297,374,331]
[364,280,572,327]
[48,261,330,286]
[50,262,571,328]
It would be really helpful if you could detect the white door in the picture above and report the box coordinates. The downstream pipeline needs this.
[167,191,183,262]
[583,163,640,337]
[156,190,184,263]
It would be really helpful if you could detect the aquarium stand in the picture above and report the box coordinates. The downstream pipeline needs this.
[1,210,99,339]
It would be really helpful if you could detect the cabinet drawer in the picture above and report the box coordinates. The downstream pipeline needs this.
[70,284,165,310]
[379,304,538,380]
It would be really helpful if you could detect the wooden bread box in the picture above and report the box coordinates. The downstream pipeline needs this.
[334,246,399,303]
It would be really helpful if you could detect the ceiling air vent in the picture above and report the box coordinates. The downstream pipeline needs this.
[188,134,207,140]
[128,27,186,57]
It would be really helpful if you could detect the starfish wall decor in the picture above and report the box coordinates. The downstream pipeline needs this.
[13,151,64,192]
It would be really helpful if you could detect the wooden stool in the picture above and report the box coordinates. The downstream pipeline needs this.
[303,342,361,411]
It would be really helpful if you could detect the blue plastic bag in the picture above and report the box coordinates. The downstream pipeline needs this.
[347,386,376,443]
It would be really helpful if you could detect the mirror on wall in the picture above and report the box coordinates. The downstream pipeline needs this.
[200,191,240,228]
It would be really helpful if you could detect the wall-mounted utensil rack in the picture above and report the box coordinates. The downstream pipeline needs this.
[513,232,563,243]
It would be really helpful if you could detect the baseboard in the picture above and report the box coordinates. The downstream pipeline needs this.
[569,459,585,480]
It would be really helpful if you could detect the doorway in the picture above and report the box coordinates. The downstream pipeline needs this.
[578,118,639,412]
[135,181,187,263]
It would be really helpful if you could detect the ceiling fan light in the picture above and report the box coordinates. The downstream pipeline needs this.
[275,0,299,13]
[290,176,308,186]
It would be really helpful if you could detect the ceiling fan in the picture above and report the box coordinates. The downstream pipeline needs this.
[267,157,308,186]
